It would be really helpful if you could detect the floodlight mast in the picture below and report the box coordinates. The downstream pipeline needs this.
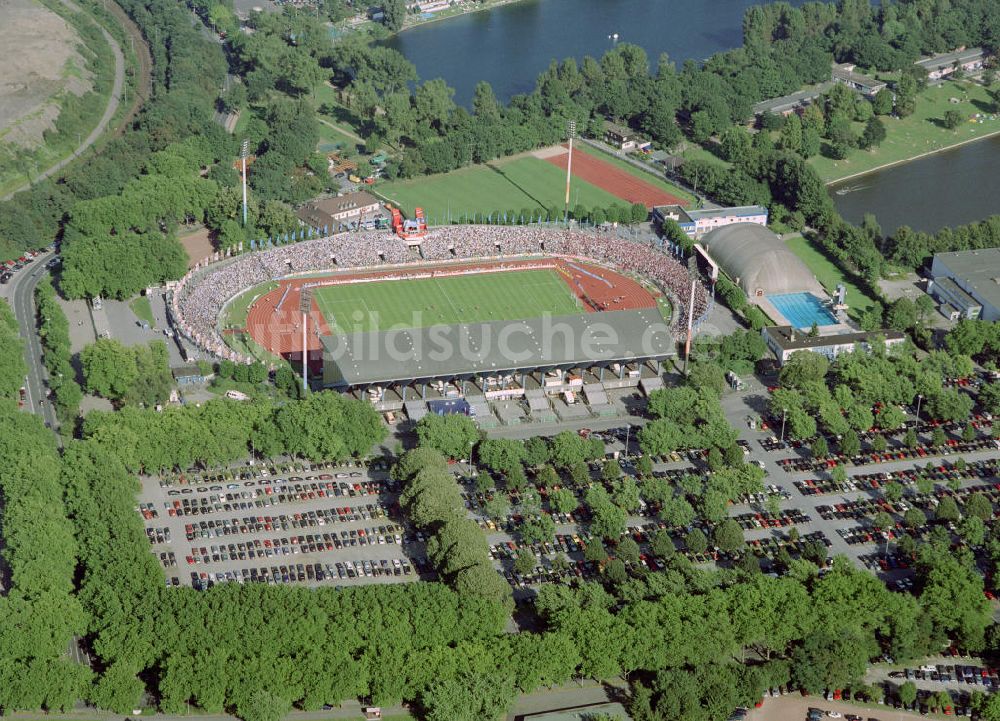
[563,120,576,224]
[240,139,250,226]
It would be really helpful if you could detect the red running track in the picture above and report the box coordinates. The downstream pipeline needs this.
[544,145,685,209]
[240,257,658,360]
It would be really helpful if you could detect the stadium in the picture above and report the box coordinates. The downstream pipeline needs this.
[170,225,710,422]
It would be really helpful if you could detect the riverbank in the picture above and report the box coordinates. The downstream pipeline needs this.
[812,79,999,185]
[397,0,531,32]
[826,127,1000,186]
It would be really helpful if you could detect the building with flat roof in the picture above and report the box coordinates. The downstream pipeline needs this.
[751,81,835,120]
[762,326,906,365]
[917,47,987,81]
[653,205,768,238]
[296,191,381,230]
[831,62,887,96]
[929,248,1000,321]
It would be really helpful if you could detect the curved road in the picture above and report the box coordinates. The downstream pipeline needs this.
[7,251,61,441]
[1,1,125,201]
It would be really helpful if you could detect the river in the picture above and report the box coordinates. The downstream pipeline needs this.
[829,134,1000,234]
[383,0,804,106]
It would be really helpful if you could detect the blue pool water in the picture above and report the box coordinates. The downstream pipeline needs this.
[767,293,838,329]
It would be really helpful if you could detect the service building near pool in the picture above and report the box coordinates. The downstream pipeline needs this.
[928,247,1000,321]
[653,205,769,239]
[762,326,906,365]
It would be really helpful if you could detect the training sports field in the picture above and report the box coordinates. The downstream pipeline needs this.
[376,147,694,223]
[313,269,582,334]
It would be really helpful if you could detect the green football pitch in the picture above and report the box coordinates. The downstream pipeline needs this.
[313,269,582,334]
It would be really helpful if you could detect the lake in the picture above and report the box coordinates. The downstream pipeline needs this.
[830,133,1000,234]
[384,0,804,106]
[383,0,1000,231]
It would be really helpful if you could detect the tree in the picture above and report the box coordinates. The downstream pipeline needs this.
[483,495,510,522]
[80,338,138,400]
[650,530,675,559]
[811,436,829,459]
[415,414,480,460]
[549,488,578,514]
[477,438,525,474]
[660,496,695,528]
[959,516,985,547]
[943,109,964,130]
[514,549,536,577]
[898,681,918,707]
[475,471,496,493]
[872,511,894,532]
[381,0,406,31]
[859,116,886,149]
[584,538,608,563]
[934,495,961,525]
[780,351,829,388]
[550,431,590,469]
[520,513,556,545]
[712,519,745,553]
[964,492,993,522]
[903,507,927,530]
[685,528,708,554]
[421,670,516,721]
[883,481,903,503]
[617,537,641,565]
[840,430,861,457]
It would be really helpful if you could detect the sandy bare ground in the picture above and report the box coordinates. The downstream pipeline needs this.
[0,0,91,143]
[532,145,568,159]
[179,226,215,268]
[748,694,944,721]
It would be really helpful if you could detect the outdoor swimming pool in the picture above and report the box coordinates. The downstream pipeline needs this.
[768,292,838,329]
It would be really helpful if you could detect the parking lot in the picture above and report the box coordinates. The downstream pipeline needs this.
[137,460,428,589]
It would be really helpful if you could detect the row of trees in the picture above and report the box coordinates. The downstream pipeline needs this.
[0,300,26,398]
[35,278,83,423]
[80,338,173,408]
[0,399,89,711]
[80,391,386,473]
[765,341,982,448]
[393,447,512,609]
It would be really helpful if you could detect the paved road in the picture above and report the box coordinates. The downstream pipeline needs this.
[2,0,126,200]
[6,252,61,440]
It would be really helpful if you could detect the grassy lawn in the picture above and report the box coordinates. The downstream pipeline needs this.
[680,143,731,169]
[575,145,698,207]
[784,234,876,317]
[315,269,582,333]
[317,121,361,153]
[128,295,155,328]
[376,155,622,222]
[811,80,1000,183]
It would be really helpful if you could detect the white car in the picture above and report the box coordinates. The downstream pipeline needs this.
[827,712,842,718]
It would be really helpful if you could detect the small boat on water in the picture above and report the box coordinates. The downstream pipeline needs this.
[835,184,868,195]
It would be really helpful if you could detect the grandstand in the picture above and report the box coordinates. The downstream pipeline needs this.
[169,225,710,418]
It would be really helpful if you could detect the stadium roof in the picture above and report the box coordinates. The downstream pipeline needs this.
[320,309,674,387]
[700,223,824,297]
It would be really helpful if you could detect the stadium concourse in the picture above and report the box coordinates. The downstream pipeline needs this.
[169,225,711,382]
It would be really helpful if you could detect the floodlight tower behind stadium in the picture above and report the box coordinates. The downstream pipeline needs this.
[563,120,576,224]
[299,288,313,391]
[240,139,250,226]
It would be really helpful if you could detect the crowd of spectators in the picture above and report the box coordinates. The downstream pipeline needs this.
[170,225,710,363]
